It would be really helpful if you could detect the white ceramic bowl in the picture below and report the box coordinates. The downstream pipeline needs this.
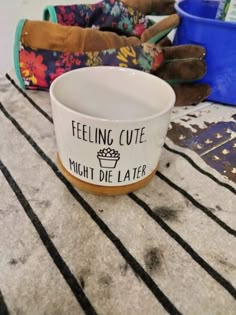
[50,67,175,194]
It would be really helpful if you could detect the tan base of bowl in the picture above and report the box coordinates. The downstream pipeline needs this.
[57,155,157,196]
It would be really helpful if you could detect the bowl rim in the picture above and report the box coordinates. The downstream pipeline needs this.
[50,67,176,124]
[175,0,236,27]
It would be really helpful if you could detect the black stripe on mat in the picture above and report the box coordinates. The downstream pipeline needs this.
[129,193,236,300]
[164,143,236,195]
[6,73,235,197]
[0,290,10,315]
[0,102,182,315]
[0,160,98,315]
[156,171,236,238]
[5,74,53,123]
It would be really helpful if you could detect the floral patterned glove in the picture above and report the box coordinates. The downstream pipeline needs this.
[43,0,176,51]
[43,0,154,31]
[15,19,165,91]
[43,0,175,29]
[43,0,178,44]
[15,18,210,106]
[41,0,211,106]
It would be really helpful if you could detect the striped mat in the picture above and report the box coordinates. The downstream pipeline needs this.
[0,73,236,315]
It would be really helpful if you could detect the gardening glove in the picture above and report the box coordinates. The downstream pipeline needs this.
[41,0,211,106]
[15,16,210,106]
[43,0,175,51]
[43,0,175,29]
[42,0,176,61]
[15,19,164,91]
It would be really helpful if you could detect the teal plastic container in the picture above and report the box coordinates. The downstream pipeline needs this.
[174,0,236,106]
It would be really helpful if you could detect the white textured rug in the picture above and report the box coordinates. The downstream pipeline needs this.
[0,73,236,315]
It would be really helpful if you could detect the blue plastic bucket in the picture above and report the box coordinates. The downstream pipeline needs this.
[174,0,236,106]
